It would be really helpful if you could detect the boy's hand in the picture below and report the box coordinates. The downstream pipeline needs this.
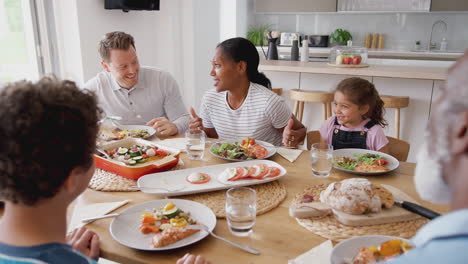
[66,227,100,260]
[176,253,211,264]
[189,107,203,132]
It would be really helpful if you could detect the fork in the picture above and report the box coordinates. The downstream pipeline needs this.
[187,224,260,255]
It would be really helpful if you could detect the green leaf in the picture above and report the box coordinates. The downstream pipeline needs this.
[330,28,352,44]
[247,24,272,46]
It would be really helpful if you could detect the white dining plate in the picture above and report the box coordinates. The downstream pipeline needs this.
[117,125,157,139]
[137,160,287,196]
[332,148,399,176]
[99,124,156,141]
[209,139,277,162]
[110,199,216,251]
[330,235,411,264]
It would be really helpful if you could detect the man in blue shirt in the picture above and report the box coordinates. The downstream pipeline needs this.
[383,52,468,263]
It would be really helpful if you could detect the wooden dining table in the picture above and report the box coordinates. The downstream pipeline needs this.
[74,144,449,264]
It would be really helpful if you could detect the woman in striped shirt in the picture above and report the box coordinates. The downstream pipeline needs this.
[189,37,305,147]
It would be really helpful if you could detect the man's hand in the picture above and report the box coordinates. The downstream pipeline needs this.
[147,117,178,136]
[282,118,301,148]
[66,227,100,260]
[188,107,203,132]
[176,253,211,264]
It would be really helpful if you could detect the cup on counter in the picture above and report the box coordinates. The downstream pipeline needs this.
[185,130,205,160]
[310,143,333,177]
[225,187,256,237]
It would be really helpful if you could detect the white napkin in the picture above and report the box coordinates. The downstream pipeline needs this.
[68,200,130,232]
[288,240,333,264]
[277,147,304,162]
[156,138,188,152]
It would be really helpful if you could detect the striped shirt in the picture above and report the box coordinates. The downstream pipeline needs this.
[200,83,291,146]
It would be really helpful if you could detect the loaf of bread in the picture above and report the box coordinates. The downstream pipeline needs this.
[320,178,382,215]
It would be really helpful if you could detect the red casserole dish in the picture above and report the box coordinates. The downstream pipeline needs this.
[94,138,180,180]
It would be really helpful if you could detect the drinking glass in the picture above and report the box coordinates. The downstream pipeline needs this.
[225,187,256,237]
[185,130,205,160]
[311,143,333,177]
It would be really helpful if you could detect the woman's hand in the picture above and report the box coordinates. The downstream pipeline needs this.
[282,117,306,148]
[189,107,203,132]
[66,227,100,260]
[176,253,211,264]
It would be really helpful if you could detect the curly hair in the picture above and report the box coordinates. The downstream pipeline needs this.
[335,77,388,127]
[0,77,100,205]
[99,31,136,62]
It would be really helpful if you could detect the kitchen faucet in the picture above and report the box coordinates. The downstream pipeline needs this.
[428,20,447,51]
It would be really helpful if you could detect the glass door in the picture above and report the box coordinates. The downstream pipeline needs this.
[0,0,42,86]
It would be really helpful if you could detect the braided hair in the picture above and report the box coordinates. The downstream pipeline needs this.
[217,37,271,89]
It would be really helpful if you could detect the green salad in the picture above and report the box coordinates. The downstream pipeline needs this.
[211,142,253,160]
[333,153,387,170]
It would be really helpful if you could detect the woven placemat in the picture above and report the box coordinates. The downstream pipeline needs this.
[88,160,185,192]
[291,184,429,242]
[176,181,287,218]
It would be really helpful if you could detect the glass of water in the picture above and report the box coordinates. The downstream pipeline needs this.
[185,130,205,160]
[311,143,333,177]
[225,187,256,237]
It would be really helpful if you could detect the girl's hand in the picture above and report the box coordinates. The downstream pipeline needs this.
[66,227,100,260]
[189,107,203,132]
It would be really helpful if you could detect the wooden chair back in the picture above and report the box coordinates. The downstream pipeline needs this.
[272,88,282,96]
[306,130,410,162]
[289,89,334,123]
[381,95,410,139]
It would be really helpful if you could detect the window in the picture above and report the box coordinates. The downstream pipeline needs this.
[0,0,44,86]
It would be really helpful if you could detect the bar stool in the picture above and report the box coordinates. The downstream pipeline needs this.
[381,95,410,139]
[272,88,282,96]
[289,89,334,122]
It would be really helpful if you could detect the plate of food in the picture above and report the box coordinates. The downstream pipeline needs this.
[137,159,286,196]
[110,199,216,251]
[94,138,180,180]
[332,149,399,175]
[331,235,414,264]
[99,124,156,141]
[209,137,277,162]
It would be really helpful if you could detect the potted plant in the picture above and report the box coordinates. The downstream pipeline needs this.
[247,24,271,46]
[329,29,352,46]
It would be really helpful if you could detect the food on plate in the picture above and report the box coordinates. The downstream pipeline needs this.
[211,138,268,160]
[219,164,282,182]
[99,127,150,140]
[138,202,199,248]
[186,172,211,184]
[320,178,393,215]
[101,144,169,166]
[352,239,414,264]
[333,153,389,173]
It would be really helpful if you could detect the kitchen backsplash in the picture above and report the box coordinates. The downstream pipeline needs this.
[253,12,468,51]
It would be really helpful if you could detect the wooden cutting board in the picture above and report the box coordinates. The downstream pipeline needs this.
[332,184,421,226]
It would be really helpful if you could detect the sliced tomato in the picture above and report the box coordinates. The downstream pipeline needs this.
[248,144,268,159]
[230,167,249,181]
[186,173,211,184]
[266,167,281,178]
[373,159,388,166]
[249,164,269,179]
[155,149,168,157]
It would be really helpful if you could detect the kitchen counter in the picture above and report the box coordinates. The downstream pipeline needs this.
[259,60,448,80]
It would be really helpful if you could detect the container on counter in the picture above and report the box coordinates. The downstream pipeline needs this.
[371,33,379,49]
[328,45,368,67]
[364,33,372,48]
[301,39,309,62]
[378,34,385,49]
[291,40,299,61]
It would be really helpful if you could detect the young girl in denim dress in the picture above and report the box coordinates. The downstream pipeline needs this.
[319,77,389,152]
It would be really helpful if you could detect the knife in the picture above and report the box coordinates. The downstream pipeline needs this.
[394,199,441,220]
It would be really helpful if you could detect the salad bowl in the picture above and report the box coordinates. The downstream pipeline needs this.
[332,149,399,176]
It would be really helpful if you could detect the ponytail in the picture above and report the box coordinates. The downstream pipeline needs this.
[217,37,271,89]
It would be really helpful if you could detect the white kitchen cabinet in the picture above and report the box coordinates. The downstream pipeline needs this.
[255,0,336,13]
[372,77,434,162]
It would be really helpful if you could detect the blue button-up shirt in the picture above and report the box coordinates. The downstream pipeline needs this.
[382,208,468,264]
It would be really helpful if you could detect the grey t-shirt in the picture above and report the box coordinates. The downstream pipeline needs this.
[0,242,97,264]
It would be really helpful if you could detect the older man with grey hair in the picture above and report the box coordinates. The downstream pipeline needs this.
[379,52,468,263]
